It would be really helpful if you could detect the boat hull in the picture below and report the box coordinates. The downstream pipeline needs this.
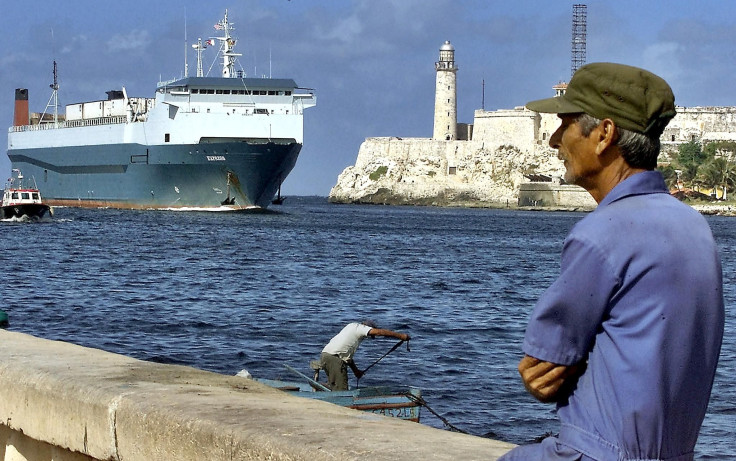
[8,140,301,210]
[0,204,51,220]
[256,378,422,422]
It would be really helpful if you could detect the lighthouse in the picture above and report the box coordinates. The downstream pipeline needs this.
[433,41,457,141]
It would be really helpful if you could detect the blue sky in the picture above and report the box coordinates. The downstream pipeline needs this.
[2,0,736,196]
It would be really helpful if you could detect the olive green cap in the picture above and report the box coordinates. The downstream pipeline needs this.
[526,62,676,136]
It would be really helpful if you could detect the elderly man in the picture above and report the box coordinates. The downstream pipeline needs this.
[320,321,410,390]
[501,63,725,460]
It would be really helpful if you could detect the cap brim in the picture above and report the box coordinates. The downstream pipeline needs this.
[526,96,585,114]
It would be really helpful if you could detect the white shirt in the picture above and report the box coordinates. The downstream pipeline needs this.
[321,323,373,361]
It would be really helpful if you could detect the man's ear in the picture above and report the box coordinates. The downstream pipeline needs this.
[595,119,617,156]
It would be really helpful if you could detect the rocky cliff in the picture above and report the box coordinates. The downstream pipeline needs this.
[329,106,736,207]
[329,134,563,207]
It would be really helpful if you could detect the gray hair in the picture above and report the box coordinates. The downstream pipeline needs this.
[577,113,660,170]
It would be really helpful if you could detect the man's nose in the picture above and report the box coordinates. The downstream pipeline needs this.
[549,126,562,149]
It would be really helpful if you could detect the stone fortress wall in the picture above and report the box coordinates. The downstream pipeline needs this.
[328,43,736,209]
[329,102,736,209]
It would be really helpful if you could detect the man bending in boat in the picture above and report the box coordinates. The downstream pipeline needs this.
[320,321,410,390]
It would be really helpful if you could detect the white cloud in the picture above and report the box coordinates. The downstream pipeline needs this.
[107,30,150,52]
[320,15,363,44]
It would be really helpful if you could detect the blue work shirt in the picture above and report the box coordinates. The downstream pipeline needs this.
[503,171,725,461]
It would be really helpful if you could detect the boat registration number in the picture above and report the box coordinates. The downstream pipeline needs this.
[370,407,415,418]
[206,156,226,161]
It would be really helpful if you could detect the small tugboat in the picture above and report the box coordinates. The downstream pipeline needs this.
[0,169,52,220]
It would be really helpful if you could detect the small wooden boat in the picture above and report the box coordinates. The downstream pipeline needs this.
[1,169,52,220]
[253,365,422,422]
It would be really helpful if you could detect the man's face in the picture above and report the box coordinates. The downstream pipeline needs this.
[549,114,602,188]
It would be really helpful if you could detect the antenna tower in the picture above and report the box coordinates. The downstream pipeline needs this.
[571,4,587,77]
[192,38,210,77]
[42,60,60,125]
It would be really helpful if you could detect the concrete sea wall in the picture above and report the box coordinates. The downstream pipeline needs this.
[0,330,514,460]
[518,181,597,209]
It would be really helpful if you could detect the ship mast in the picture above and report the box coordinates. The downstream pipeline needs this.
[41,61,60,126]
[191,38,210,77]
[214,10,242,78]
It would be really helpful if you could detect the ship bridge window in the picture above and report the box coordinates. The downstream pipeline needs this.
[285,91,292,96]
[192,89,199,94]
[165,133,170,142]
[11,192,18,199]
[216,90,223,94]
[32,193,39,200]
[205,89,215,94]
[268,91,276,95]
[21,192,30,200]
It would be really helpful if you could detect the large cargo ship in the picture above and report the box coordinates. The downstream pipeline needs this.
[6,10,315,211]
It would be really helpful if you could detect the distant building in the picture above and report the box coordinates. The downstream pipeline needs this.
[553,82,567,97]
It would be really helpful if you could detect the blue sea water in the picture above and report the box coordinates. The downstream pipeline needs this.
[2,197,734,458]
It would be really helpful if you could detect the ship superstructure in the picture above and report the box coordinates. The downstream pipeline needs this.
[7,10,315,210]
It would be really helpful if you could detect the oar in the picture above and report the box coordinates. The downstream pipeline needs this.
[284,364,331,391]
[356,339,408,387]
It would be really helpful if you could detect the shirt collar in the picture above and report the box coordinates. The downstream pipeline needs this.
[598,170,669,208]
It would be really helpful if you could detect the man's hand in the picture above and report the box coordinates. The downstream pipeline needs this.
[518,355,579,403]
[347,359,363,379]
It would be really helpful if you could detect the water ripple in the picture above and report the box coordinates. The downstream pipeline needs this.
[1,200,733,457]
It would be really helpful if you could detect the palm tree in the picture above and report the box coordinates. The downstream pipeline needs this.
[658,164,679,190]
[700,157,736,200]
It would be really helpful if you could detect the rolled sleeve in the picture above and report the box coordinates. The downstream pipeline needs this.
[523,236,620,366]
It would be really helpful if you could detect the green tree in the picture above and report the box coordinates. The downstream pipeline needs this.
[677,140,706,165]
[679,162,700,185]
[703,140,736,160]
[700,157,736,200]
[673,140,708,185]
[657,164,679,190]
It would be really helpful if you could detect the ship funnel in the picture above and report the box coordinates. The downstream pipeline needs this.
[14,89,29,127]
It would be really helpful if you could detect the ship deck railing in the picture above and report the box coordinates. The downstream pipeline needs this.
[9,115,129,133]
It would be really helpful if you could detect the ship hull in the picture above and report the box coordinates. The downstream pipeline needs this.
[8,140,301,210]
